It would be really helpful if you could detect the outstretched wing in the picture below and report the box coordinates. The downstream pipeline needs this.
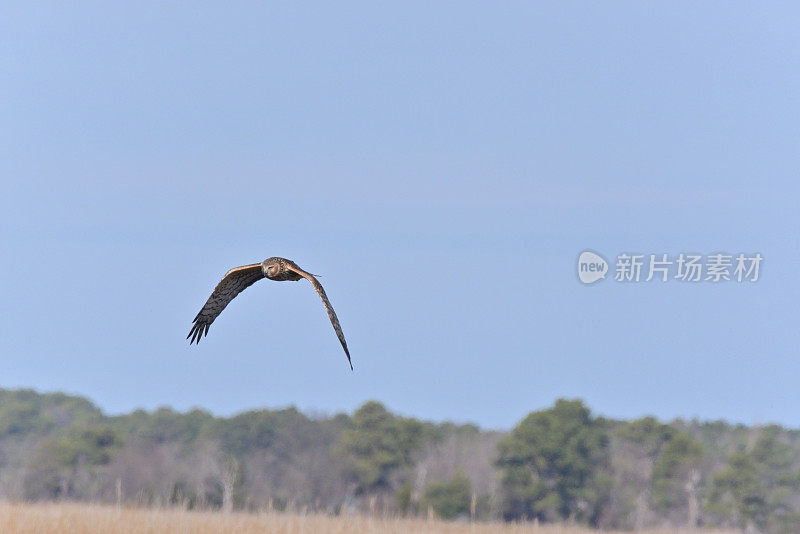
[188,263,265,344]
[285,261,352,370]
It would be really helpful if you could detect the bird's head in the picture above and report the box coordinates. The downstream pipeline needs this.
[262,257,283,278]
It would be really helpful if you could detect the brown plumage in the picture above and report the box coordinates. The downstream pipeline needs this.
[187,257,352,370]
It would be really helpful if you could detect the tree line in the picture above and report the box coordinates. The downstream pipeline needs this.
[0,389,797,532]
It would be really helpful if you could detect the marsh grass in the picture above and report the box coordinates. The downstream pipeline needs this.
[0,502,737,534]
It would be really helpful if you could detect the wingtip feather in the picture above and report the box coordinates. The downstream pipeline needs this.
[188,323,202,345]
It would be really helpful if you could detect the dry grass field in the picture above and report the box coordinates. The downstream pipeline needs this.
[0,502,738,534]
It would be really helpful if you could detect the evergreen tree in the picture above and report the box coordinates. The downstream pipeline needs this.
[707,426,800,532]
[496,399,610,525]
[650,432,703,522]
[420,472,473,520]
[337,401,424,494]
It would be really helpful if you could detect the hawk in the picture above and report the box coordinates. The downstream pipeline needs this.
[188,257,352,370]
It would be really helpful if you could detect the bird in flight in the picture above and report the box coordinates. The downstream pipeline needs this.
[188,257,352,370]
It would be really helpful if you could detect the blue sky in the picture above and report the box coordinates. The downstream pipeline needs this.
[2,3,799,429]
